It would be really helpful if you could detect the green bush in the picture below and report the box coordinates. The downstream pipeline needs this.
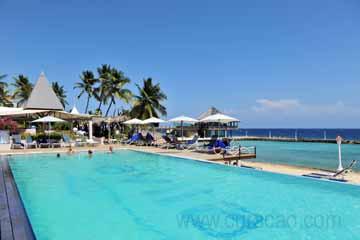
[53,122,71,130]
[34,132,63,141]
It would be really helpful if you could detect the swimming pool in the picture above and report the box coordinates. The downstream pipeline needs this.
[233,140,360,171]
[9,150,360,239]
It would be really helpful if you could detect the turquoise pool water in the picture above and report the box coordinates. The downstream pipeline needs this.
[233,140,360,171]
[10,150,360,240]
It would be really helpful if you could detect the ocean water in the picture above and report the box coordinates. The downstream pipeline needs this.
[232,140,360,171]
[9,150,360,240]
[232,129,360,140]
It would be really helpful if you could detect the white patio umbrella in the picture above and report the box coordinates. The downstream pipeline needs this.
[32,116,66,143]
[200,113,239,137]
[123,118,144,125]
[142,117,165,124]
[142,117,165,139]
[168,115,198,139]
[123,118,144,133]
[32,116,65,124]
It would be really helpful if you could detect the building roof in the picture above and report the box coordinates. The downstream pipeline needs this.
[199,113,239,123]
[0,107,91,120]
[24,72,64,110]
[0,107,47,117]
[197,106,222,120]
[70,106,80,114]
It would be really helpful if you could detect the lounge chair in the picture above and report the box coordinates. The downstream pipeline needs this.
[195,145,219,154]
[127,133,145,145]
[86,138,101,147]
[125,133,136,144]
[145,133,155,146]
[24,136,37,149]
[11,135,24,149]
[333,160,357,177]
[62,135,75,147]
[75,137,87,147]
[303,160,357,182]
[39,140,51,148]
[108,138,119,144]
[182,135,200,150]
[207,135,219,147]
[195,139,230,154]
[51,140,62,148]
[160,135,179,149]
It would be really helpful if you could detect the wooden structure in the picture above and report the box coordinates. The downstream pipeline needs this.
[209,146,257,165]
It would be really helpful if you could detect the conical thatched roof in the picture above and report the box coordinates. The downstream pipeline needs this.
[197,106,222,120]
[24,72,64,110]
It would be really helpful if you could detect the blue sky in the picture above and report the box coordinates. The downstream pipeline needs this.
[1,0,360,128]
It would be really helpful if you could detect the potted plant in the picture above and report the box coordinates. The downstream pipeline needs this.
[0,118,18,150]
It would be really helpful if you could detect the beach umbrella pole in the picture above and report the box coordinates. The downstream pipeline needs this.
[48,122,51,146]
[181,121,184,139]
[108,123,111,142]
[153,125,155,140]
[218,121,220,137]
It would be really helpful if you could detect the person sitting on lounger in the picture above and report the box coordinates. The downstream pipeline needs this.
[213,139,228,154]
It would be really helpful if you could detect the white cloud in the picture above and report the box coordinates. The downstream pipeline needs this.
[253,99,301,112]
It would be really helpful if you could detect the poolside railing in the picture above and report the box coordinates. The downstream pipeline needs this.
[239,146,256,155]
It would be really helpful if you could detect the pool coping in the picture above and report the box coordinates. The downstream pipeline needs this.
[0,156,36,240]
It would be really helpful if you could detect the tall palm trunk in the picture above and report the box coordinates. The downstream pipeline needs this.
[85,94,90,113]
[105,99,114,117]
[97,98,103,110]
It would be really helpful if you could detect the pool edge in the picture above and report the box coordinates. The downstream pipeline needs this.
[0,156,36,240]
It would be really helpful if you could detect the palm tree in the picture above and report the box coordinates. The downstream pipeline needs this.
[0,74,7,88]
[103,68,132,116]
[74,70,98,113]
[94,64,112,111]
[0,74,13,107]
[12,74,33,107]
[0,88,13,107]
[130,78,167,119]
[52,82,68,108]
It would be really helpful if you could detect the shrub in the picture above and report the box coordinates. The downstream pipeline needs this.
[34,132,63,141]
[0,118,18,133]
[53,122,71,130]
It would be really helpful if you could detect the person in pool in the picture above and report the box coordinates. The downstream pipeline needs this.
[88,149,93,158]
[67,146,75,154]
[108,146,113,153]
[56,153,61,158]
